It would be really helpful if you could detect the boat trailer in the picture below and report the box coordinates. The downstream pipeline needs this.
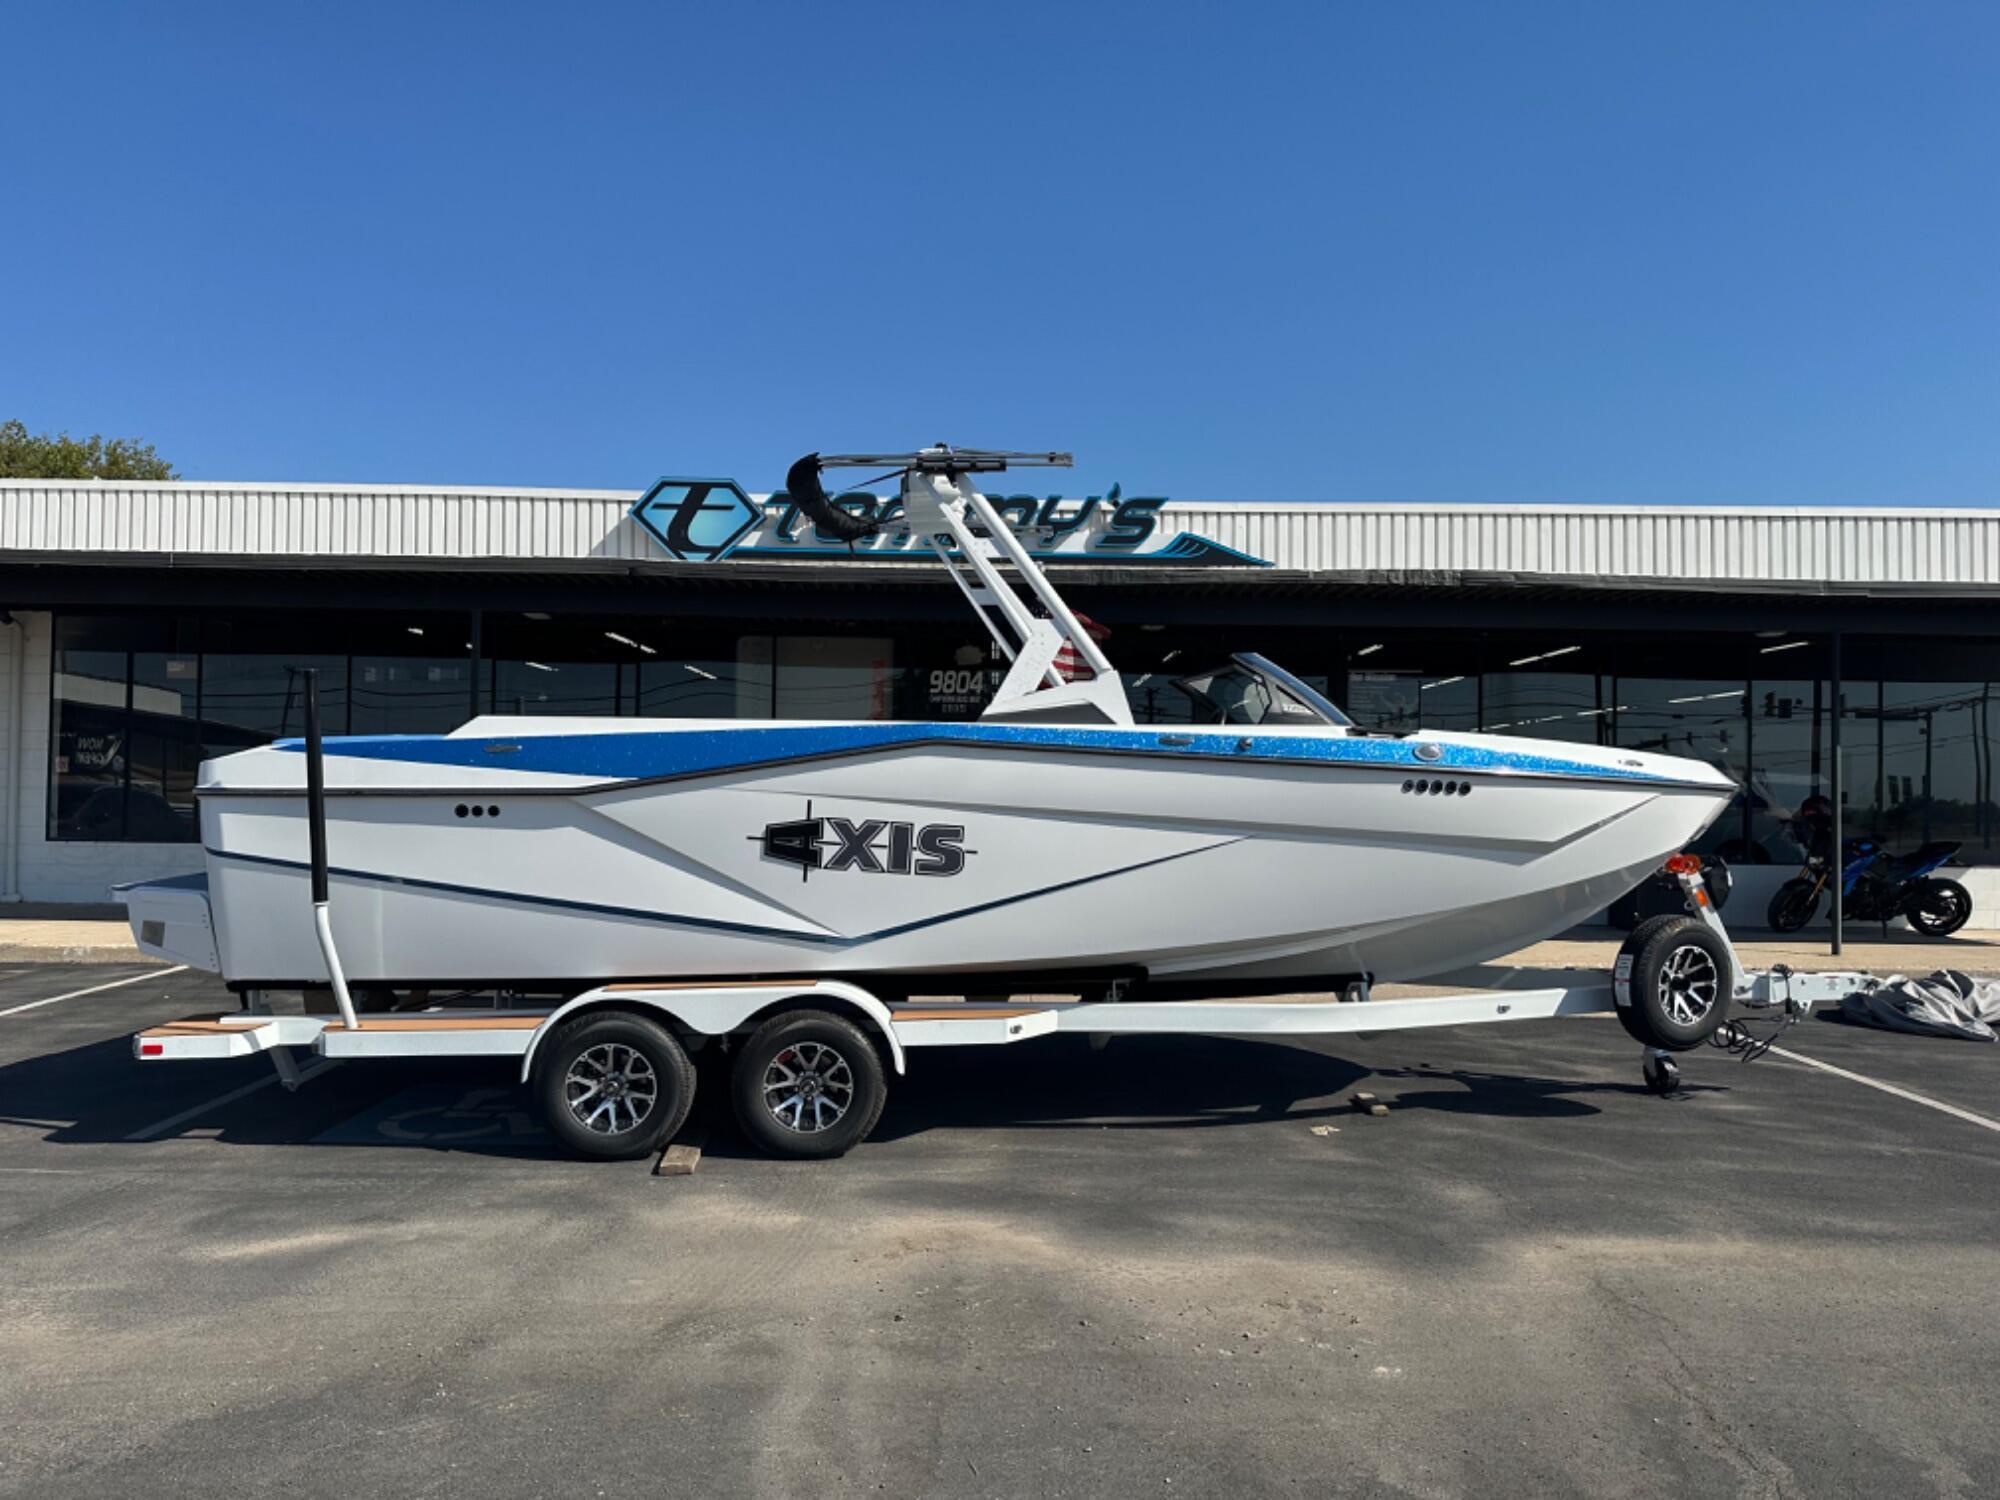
[129,863,1858,1160]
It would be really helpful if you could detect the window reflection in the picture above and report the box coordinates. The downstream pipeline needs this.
[40,615,2000,867]
[1480,672,1604,743]
[1874,682,1995,853]
[51,620,201,842]
[200,655,348,753]
[491,660,619,717]
[1615,678,1751,859]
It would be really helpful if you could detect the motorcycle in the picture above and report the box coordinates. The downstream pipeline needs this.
[1609,855,1733,930]
[1766,834,1971,936]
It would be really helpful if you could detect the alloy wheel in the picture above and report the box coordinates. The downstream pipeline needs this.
[761,1040,856,1135]
[1657,943,1720,1026]
[563,1042,660,1135]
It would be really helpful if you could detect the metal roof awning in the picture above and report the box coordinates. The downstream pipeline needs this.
[5,551,2000,633]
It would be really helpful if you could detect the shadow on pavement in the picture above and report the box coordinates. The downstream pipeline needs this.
[0,1035,560,1159]
[7,1027,1696,1163]
[1366,1060,1725,1114]
[710,1034,1657,1157]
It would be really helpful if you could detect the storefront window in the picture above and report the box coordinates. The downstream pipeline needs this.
[1480,671,1604,744]
[199,653,349,754]
[350,657,470,735]
[639,649,773,719]
[491,659,620,717]
[49,616,200,841]
[1876,682,1994,854]
[40,613,2000,864]
[1747,678,1822,865]
[774,637,894,719]
[1614,677,1752,859]
[49,611,469,843]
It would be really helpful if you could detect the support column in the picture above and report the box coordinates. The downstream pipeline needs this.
[2,613,22,902]
[1831,631,1844,957]
[468,608,483,720]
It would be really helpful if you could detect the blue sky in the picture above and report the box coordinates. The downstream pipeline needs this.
[2,2,1994,503]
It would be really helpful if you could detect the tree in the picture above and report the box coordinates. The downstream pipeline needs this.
[0,419,177,480]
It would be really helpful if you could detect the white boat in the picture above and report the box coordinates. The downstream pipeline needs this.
[143,448,1736,999]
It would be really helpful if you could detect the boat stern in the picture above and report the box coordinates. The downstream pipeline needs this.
[113,872,222,973]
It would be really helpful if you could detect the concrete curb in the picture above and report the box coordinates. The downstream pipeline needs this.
[0,943,148,965]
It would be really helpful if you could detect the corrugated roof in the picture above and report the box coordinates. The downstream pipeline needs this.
[5,480,2000,590]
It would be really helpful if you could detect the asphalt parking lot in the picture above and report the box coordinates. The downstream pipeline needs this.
[3,961,1997,1499]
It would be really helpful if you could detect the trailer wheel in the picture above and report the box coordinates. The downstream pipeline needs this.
[1608,914,1690,1045]
[1614,917,1732,1052]
[537,1011,695,1160]
[731,1009,886,1160]
[1642,1053,1682,1095]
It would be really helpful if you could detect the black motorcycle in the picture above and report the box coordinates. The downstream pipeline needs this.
[1609,856,1733,930]
[1766,835,1971,936]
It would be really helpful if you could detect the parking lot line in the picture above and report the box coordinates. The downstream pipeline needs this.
[0,965,187,1018]
[123,1064,340,1144]
[1771,1044,2000,1136]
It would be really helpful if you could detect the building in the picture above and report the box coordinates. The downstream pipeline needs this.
[5,476,2000,926]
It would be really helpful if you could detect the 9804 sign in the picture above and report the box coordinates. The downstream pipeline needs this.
[925,667,989,717]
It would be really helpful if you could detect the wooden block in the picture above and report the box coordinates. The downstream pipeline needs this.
[654,1142,702,1176]
[654,1124,707,1176]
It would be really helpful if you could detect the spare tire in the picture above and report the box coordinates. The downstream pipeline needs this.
[1613,916,1733,1052]
[784,454,880,543]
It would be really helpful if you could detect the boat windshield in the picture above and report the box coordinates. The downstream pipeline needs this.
[1169,653,1353,727]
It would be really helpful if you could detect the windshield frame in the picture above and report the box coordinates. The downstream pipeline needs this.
[1233,653,1353,726]
[1163,653,1353,728]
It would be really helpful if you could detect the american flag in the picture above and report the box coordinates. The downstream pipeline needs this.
[1052,612,1111,682]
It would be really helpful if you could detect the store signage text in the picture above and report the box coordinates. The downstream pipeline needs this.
[631,477,1267,567]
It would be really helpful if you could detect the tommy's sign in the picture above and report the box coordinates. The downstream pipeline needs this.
[630,478,1267,567]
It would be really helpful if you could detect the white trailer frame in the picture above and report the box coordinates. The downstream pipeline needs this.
[133,876,1857,1126]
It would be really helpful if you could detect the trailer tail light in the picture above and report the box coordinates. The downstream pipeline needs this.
[140,1042,164,1057]
[1663,853,1703,875]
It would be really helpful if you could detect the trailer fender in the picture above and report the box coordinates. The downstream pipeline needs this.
[518,979,905,1083]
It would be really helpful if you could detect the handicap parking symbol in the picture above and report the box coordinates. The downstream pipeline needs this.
[315,1084,551,1150]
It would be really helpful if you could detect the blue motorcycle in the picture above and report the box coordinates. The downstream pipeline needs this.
[1767,832,1970,936]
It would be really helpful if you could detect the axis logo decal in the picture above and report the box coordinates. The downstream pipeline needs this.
[757,802,970,880]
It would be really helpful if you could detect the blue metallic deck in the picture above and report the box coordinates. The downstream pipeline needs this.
[271,721,1696,789]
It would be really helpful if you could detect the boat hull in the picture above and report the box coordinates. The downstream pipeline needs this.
[196,727,1732,991]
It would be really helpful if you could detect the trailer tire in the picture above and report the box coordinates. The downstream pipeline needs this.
[731,1009,886,1160]
[537,1011,695,1160]
[1614,917,1731,1052]
[1608,915,1690,1044]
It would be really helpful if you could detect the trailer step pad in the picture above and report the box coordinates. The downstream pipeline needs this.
[135,1014,297,1061]
[329,1016,545,1031]
[889,1006,1063,1047]
[315,1014,542,1059]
